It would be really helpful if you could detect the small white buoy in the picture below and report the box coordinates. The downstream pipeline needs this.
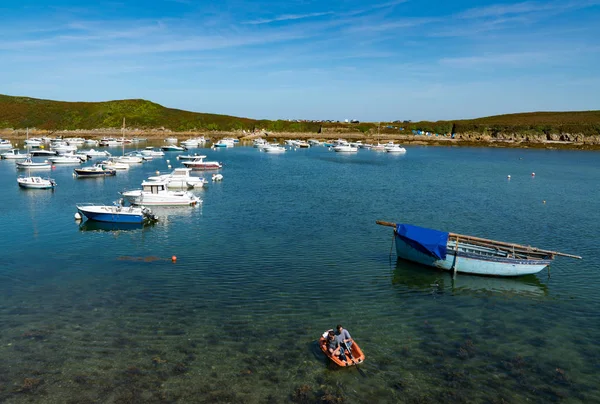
[74,212,82,221]
[167,165,172,169]
[531,172,535,177]
[166,159,170,164]
[72,172,76,178]
[507,175,511,179]
[155,171,160,175]
[543,200,546,204]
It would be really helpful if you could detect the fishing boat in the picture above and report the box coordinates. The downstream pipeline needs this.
[74,164,117,178]
[16,157,52,170]
[318,330,365,367]
[76,201,157,224]
[17,176,57,189]
[121,180,201,206]
[181,155,222,170]
[147,167,207,189]
[376,221,582,277]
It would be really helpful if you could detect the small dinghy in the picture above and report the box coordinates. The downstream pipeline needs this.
[318,330,365,367]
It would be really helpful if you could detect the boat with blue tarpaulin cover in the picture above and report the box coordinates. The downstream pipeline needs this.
[376,220,581,277]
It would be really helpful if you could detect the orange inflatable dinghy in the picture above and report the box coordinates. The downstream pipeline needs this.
[319,330,365,367]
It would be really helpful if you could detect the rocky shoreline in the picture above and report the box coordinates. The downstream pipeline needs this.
[1,128,599,150]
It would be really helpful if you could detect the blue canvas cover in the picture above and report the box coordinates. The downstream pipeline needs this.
[396,224,449,260]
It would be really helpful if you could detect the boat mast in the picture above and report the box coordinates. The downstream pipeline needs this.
[122,117,125,157]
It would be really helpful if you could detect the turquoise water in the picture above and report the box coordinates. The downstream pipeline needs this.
[1,144,599,403]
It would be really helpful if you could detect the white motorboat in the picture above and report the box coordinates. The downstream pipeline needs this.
[161,144,186,151]
[121,180,201,206]
[371,143,386,151]
[24,138,43,147]
[99,138,122,147]
[307,139,322,146]
[29,150,57,157]
[115,154,144,164]
[262,144,287,153]
[0,139,13,149]
[1,149,29,159]
[16,157,52,170]
[253,138,268,148]
[213,138,235,148]
[180,137,206,148]
[385,144,407,153]
[333,145,358,153]
[181,155,223,170]
[51,143,78,154]
[84,139,99,146]
[80,149,111,157]
[48,154,83,164]
[141,147,165,157]
[17,176,56,189]
[147,168,207,188]
[101,157,130,170]
[164,137,178,144]
[176,153,206,160]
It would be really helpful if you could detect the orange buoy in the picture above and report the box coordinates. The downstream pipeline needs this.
[171,255,177,262]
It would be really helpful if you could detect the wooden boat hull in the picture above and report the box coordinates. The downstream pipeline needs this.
[319,335,365,367]
[394,233,552,276]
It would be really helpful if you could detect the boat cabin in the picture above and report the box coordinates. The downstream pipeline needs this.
[141,181,167,193]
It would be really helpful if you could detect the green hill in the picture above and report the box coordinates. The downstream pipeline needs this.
[1,94,599,136]
[0,94,321,133]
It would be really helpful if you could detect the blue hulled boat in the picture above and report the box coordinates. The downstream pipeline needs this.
[377,221,581,277]
[77,202,157,224]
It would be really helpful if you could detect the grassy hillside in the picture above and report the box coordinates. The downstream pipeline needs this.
[1,94,599,136]
[0,94,321,133]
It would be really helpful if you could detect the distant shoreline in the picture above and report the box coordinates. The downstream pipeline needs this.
[1,129,599,151]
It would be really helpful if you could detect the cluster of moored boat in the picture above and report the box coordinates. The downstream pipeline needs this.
[248,138,407,153]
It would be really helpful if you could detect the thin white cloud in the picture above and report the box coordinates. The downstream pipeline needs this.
[244,11,333,25]
[456,0,600,19]
[439,51,550,68]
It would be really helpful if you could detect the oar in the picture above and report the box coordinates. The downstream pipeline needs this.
[343,341,366,378]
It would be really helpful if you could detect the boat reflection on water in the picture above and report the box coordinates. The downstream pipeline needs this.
[78,220,154,233]
[392,258,548,298]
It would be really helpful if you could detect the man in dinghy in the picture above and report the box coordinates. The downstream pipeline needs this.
[336,324,353,351]
[326,330,347,361]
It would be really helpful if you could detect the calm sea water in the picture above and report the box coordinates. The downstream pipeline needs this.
[1,143,599,403]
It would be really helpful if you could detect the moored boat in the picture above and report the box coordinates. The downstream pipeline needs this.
[376,221,582,277]
[74,164,117,177]
[318,330,365,367]
[147,168,207,188]
[17,157,52,170]
[1,149,29,159]
[181,155,222,170]
[17,176,57,189]
[76,202,157,224]
[121,180,201,206]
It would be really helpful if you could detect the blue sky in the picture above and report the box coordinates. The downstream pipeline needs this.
[1,0,599,121]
